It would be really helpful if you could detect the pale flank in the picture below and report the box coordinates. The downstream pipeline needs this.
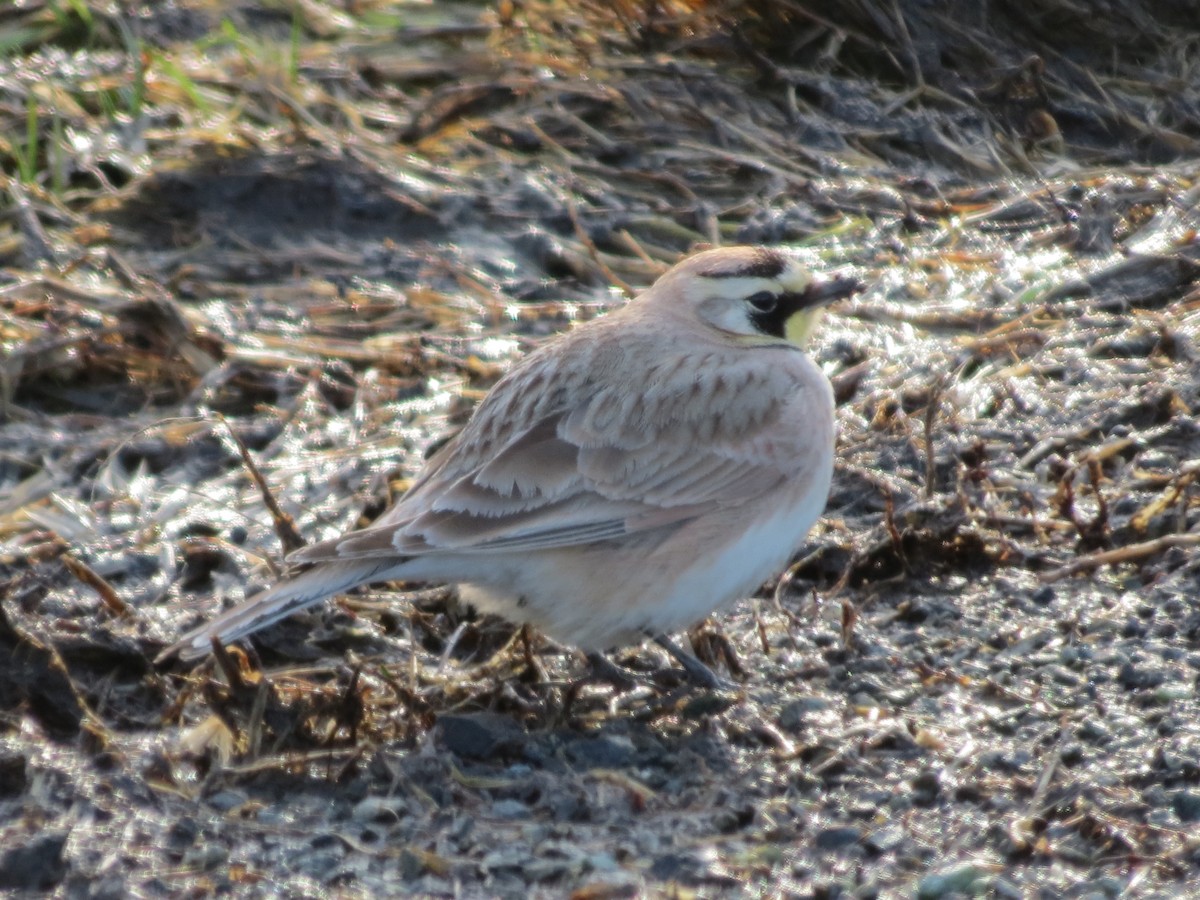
[159,246,861,669]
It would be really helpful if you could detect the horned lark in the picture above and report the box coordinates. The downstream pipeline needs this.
[159,246,860,684]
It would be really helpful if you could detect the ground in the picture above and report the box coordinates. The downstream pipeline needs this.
[2,1,1200,897]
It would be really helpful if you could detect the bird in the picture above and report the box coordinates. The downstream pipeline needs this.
[158,246,861,686]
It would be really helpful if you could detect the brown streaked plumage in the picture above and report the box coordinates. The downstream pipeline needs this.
[159,246,861,681]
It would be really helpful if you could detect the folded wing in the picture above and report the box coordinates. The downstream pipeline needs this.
[289,345,818,564]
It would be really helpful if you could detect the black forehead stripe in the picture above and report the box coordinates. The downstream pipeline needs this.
[698,250,787,280]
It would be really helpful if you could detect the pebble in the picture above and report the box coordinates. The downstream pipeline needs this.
[291,849,344,880]
[1154,684,1193,702]
[1031,586,1055,605]
[1118,662,1166,690]
[1172,790,1200,823]
[0,833,68,890]
[436,712,526,759]
[910,770,942,805]
[181,844,229,871]
[491,799,529,820]
[1076,719,1112,745]
[1045,664,1083,686]
[865,827,905,853]
[565,734,637,769]
[813,826,863,851]
[648,851,708,881]
[352,795,409,824]
[778,697,832,733]
[917,862,993,898]
[0,751,29,798]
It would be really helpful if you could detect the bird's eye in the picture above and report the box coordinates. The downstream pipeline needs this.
[746,291,778,313]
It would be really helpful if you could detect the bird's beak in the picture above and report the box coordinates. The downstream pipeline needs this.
[784,273,863,347]
[802,272,864,308]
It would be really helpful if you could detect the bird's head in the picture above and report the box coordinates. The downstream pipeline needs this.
[646,246,862,347]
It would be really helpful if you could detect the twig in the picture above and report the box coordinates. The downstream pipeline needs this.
[882,485,906,568]
[890,0,925,88]
[211,636,251,694]
[246,680,270,759]
[1009,741,1061,851]
[566,198,636,297]
[840,598,859,649]
[616,228,669,272]
[216,415,305,556]
[1039,533,1200,583]
[6,177,59,266]
[923,374,947,499]
[62,553,134,619]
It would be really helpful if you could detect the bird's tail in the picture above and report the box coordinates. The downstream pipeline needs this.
[156,560,400,663]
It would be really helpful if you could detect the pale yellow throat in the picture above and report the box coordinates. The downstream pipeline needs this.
[785,307,824,347]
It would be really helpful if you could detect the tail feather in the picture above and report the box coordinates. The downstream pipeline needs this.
[157,560,400,663]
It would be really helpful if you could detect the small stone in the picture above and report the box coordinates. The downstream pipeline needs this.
[847,800,882,819]
[393,849,420,881]
[1031,586,1055,606]
[1118,662,1166,690]
[1121,619,1147,639]
[0,833,68,890]
[992,877,1022,899]
[436,713,525,759]
[204,789,248,812]
[917,862,994,898]
[678,691,739,719]
[845,675,885,698]
[1157,746,1200,776]
[166,817,199,853]
[585,851,620,873]
[352,795,409,824]
[1046,665,1083,687]
[1090,875,1127,897]
[813,826,862,851]
[294,849,343,879]
[1154,684,1193,703]
[648,852,707,882]
[573,873,638,898]
[977,751,1020,773]
[865,827,905,853]
[565,734,636,768]
[1077,720,1112,745]
[1147,808,1176,829]
[1172,790,1200,823]
[491,799,529,820]
[0,751,28,798]
[911,771,941,806]
[181,844,229,871]
[1060,743,1086,766]
[65,872,126,900]
[778,697,831,732]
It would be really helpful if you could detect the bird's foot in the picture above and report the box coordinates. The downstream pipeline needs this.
[581,651,640,693]
[651,633,738,691]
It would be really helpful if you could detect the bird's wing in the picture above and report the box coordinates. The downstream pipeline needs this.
[290,340,828,564]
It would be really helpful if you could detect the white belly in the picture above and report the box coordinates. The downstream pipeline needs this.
[456,462,832,651]
[636,478,830,639]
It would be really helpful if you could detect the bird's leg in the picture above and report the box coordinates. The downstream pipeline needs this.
[582,651,638,692]
[651,633,736,691]
[690,627,746,680]
[517,625,547,682]
[561,651,640,717]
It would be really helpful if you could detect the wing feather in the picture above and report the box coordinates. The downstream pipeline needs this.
[291,334,823,565]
